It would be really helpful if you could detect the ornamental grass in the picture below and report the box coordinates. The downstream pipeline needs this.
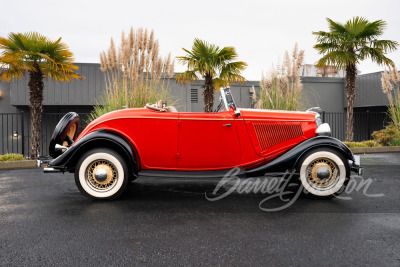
[253,43,304,111]
[89,27,174,121]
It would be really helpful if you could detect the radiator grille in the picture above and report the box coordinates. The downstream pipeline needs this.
[253,123,303,151]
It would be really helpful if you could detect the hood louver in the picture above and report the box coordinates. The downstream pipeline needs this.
[253,123,304,151]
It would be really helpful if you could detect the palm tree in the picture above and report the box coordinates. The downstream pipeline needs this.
[0,32,82,159]
[313,17,398,141]
[176,39,247,112]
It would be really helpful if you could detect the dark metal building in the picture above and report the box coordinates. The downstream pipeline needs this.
[0,63,391,155]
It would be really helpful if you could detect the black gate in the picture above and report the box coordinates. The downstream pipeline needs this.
[0,112,90,156]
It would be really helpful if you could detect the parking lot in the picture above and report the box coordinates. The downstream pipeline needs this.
[0,153,399,266]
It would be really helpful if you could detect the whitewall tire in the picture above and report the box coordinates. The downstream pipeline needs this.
[75,149,129,200]
[298,148,349,198]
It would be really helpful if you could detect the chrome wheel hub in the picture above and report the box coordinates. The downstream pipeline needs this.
[306,158,339,190]
[314,164,331,180]
[86,160,118,191]
[94,168,108,182]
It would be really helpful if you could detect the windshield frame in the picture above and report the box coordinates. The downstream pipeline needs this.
[220,86,237,112]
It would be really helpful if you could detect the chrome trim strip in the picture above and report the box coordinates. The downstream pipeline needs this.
[43,167,61,173]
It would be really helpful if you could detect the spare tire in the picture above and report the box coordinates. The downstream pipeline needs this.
[49,112,80,158]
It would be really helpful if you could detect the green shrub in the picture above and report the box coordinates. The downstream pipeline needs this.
[362,140,377,147]
[371,124,400,146]
[0,153,26,162]
[344,140,378,148]
[388,138,400,147]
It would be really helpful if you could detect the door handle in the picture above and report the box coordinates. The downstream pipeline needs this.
[223,123,232,127]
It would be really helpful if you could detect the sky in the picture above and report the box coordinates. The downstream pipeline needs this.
[1,0,399,80]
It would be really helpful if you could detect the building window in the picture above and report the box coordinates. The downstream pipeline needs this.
[191,88,198,103]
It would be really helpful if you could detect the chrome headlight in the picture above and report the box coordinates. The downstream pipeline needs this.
[316,123,331,136]
[315,113,322,127]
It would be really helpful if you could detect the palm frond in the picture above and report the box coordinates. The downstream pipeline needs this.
[0,31,82,82]
[358,46,394,66]
[314,17,398,69]
[315,51,357,69]
[175,70,199,84]
[326,18,347,34]
[370,40,399,53]
[0,66,25,82]
[176,39,247,88]
[357,20,386,39]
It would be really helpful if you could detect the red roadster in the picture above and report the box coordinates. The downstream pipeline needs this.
[38,87,362,200]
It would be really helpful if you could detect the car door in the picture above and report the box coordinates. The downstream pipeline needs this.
[177,111,241,170]
[123,111,179,170]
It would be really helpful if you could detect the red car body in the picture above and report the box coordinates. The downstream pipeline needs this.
[75,107,317,172]
[41,87,362,199]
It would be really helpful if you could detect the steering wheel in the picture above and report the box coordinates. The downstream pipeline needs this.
[214,97,223,113]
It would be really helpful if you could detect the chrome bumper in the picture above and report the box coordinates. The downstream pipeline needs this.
[37,157,52,168]
[37,156,61,172]
[349,155,363,176]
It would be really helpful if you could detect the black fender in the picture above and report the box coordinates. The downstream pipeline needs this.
[246,136,355,177]
[48,130,138,177]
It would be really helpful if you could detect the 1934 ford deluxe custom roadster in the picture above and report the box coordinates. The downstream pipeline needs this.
[38,87,362,200]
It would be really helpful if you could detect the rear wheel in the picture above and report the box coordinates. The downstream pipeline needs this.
[297,148,349,199]
[75,149,129,200]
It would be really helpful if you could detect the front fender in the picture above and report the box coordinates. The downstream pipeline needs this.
[246,136,355,177]
[48,130,138,176]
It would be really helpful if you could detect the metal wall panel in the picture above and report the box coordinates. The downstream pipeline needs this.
[301,77,345,112]
[354,72,389,108]
[4,63,394,111]
[8,63,105,106]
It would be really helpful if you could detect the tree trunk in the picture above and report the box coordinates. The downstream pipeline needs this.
[203,74,214,113]
[345,64,357,141]
[28,62,44,159]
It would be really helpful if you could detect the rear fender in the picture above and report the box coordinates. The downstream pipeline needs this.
[246,136,355,177]
[48,130,138,176]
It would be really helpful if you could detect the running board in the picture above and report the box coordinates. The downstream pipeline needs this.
[138,169,245,179]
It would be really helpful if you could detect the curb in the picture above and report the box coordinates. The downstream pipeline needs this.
[0,160,37,171]
[351,146,400,154]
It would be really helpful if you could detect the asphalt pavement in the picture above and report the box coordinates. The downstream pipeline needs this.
[0,153,399,266]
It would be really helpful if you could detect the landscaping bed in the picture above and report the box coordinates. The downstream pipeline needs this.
[0,160,36,170]
[350,146,400,154]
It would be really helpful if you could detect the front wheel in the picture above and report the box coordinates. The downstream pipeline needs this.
[297,148,350,199]
[75,149,129,200]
